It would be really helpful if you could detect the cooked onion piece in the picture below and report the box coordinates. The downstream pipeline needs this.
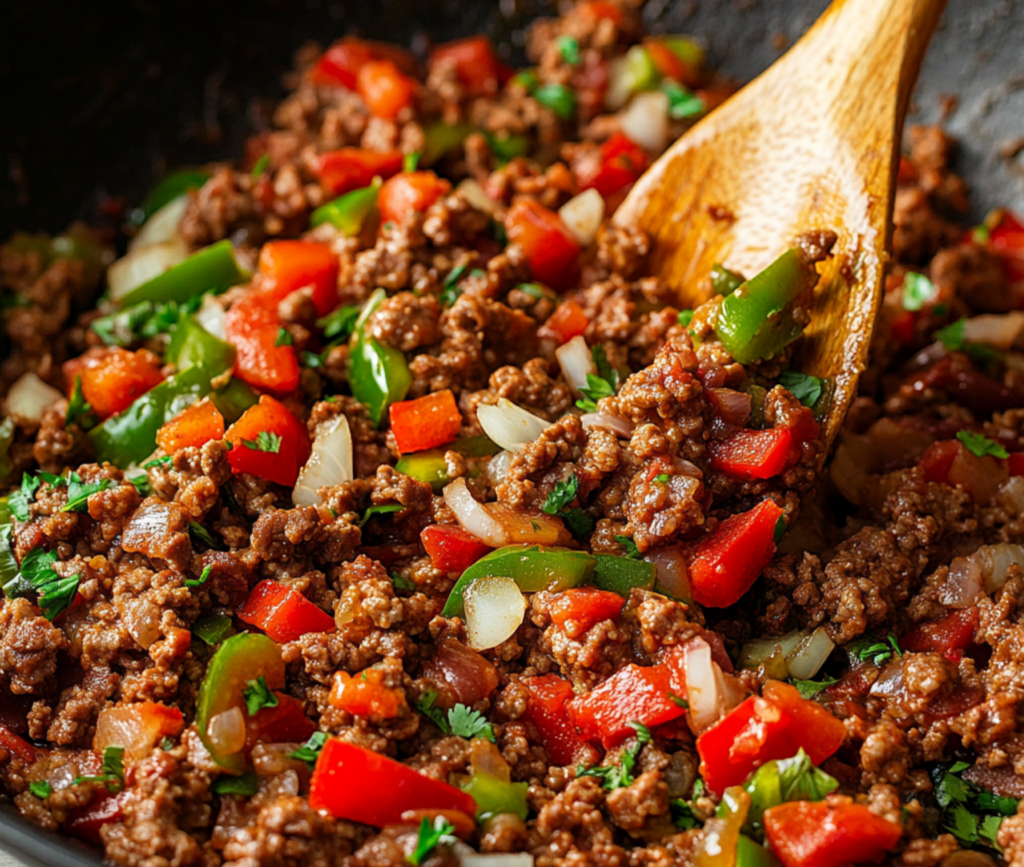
[581,411,634,438]
[445,477,509,547]
[558,189,604,247]
[619,91,669,153]
[129,196,189,250]
[293,415,354,506]
[206,706,246,755]
[477,399,548,452]
[785,627,835,680]
[108,236,190,302]
[195,293,228,340]
[464,576,527,650]
[7,372,63,425]
[683,636,746,734]
[555,335,596,394]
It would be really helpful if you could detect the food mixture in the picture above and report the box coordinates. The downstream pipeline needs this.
[2,2,1024,866]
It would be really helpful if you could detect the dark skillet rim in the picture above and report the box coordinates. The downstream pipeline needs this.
[0,800,104,867]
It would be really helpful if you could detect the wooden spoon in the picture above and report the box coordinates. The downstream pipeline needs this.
[613,0,947,450]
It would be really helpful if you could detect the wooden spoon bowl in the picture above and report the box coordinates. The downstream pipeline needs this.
[614,0,948,449]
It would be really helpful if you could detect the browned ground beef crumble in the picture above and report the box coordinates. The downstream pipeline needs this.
[2,2,1024,866]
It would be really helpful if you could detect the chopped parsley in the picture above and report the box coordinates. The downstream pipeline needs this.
[29,781,52,799]
[415,689,449,732]
[902,271,939,311]
[274,327,293,347]
[533,83,577,120]
[932,761,1018,850]
[193,614,234,647]
[614,535,641,559]
[143,455,173,469]
[212,768,258,797]
[654,473,670,484]
[576,345,621,413]
[66,376,96,430]
[678,309,695,327]
[558,35,581,65]
[778,370,824,408]
[936,318,997,365]
[91,298,197,347]
[241,431,282,453]
[128,474,152,496]
[440,263,485,307]
[359,503,403,527]
[448,704,495,742]
[671,779,706,829]
[957,430,1009,459]
[851,633,902,667]
[317,305,361,342]
[662,80,705,119]
[188,521,224,551]
[251,153,270,181]
[791,676,839,699]
[73,745,125,790]
[243,675,279,717]
[541,473,594,538]
[669,692,688,708]
[8,472,40,521]
[577,721,651,790]
[390,572,416,594]
[160,736,175,751]
[289,731,329,771]
[403,151,421,173]
[20,546,79,621]
[185,564,214,589]
[409,816,456,866]
[62,475,112,513]
[516,282,553,301]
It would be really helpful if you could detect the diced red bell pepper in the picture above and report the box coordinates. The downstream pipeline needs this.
[64,347,165,419]
[258,241,340,318]
[430,36,503,98]
[224,295,300,395]
[696,680,845,795]
[309,738,477,826]
[65,789,129,844]
[897,155,918,186]
[0,723,41,764]
[687,499,784,608]
[357,60,416,119]
[540,300,589,343]
[310,148,404,196]
[763,800,902,867]
[330,668,404,718]
[156,398,224,454]
[569,655,687,748]
[919,439,959,484]
[389,389,462,454]
[311,38,377,89]
[573,55,609,122]
[224,395,311,487]
[987,209,1024,256]
[577,132,649,200]
[548,587,625,640]
[238,579,336,644]
[246,693,316,747]
[901,607,978,656]
[522,674,586,765]
[506,199,582,291]
[709,428,796,481]
[378,171,452,226]
[421,524,493,574]
[577,0,623,24]
[891,309,918,344]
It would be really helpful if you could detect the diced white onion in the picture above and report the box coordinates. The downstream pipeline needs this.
[738,631,804,681]
[129,196,189,251]
[940,542,1024,608]
[963,312,1024,350]
[645,547,691,600]
[486,449,514,485]
[710,388,752,427]
[619,91,670,154]
[785,627,835,680]
[207,706,246,755]
[464,576,527,650]
[604,56,633,111]
[682,637,746,734]
[460,855,534,867]
[6,373,63,425]
[581,411,635,438]
[555,335,596,394]
[558,189,604,248]
[477,399,548,452]
[444,477,509,547]
[293,415,354,507]
[108,236,190,302]
[195,294,227,340]
[456,179,501,217]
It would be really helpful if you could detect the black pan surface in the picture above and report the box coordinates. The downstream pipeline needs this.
[0,0,1022,864]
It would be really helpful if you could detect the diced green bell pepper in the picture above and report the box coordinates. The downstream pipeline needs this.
[710,263,745,297]
[443,545,596,618]
[136,170,211,225]
[461,771,529,821]
[422,122,477,166]
[484,131,530,164]
[592,554,656,596]
[193,614,236,647]
[742,748,839,832]
[0,496,10,529]
[119,240,248,308]
[394,436,502,492]
[211,378,259,424]
[661,36,705,71]
[311,180,381,235]
[88,365,218,467]
[166,315,236,373]
[196,632,284,774]
[736,834,780,867]
[349,289,411,427]
[714,248,819,364]
[622,45,659,93]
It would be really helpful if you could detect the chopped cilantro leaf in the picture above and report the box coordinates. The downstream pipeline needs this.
[902,271,939,311]
[662,80,705,119]
[251,153,270,181]
[213,768,258,797]
[20,546,79,621]
[440,263,483,307]
[8,473,40,521]
[936,318,966,350]
[62,477,111,513]
[317,305,361,341]
[243,675,279,717]
[558,35,580,65]
[390,572,416,594]
[29,780,52,799]
[403,151,421,173]
[188,521,224,550]
[670,797,701,829]
[778,370,824,408]
[73,745,125,790]
[577,719,650,791]
[274,327,293,347]
[415,689,450,734]
[947,802,979,846]
[957,430,1009,459]
[980,815,1004,846]
[359,503,402,527]
[128,474,151,496]
[289,731,329,771]
[448,704,495,742]
[654,473,670,484]
[66,376,97,430]
[542,475,580,516]
[160,736,175,751]
[669,693,688,708]
[409,816,456,866]
[241,431,282,453]
[678,309,695,327]
[143,455,173,469]
[614,535,641,559]
[791,677,839,699]
[185,564,214,588]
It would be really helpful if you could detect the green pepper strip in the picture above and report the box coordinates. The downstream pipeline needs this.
[622,45,659,94]
[119,240,249,308]
[136,170,211,225]
[714,247,820,364]
[736,835,780,867]
[710,263,745,297]
[349,289,411,427]
[421,122,476,166]
[211,378,259,424]
[166,315,236,372]
[395,436,502,492]
[461,771,529,822]
[592,554,656,596]
[311,179,381,235]
[443,545,596,618]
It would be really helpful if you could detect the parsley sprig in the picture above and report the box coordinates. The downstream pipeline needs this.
[957,430,1009,459]
[850,633,902,667]
[932,761,1018,849]
[541,473,594,538]
[289,731,329,771]
[577,721,651,790]
[20,546,80,621]
[73,745,125,790]
[241,431,282,453]
[409,816,456,866]
[575,345,621,413]
[415,690,496,742]
[243,675,279,716]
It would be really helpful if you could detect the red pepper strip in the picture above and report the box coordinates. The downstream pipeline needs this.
[687,499,783,608]
[309,738,476,826]
[63,347,165,420]
[763,800,902,867]
[911,354,1024,414]
[223,395,311,487]
[311,38,377,88]
[420,524,493,574]
[569,655,686,748]
[0,723,41,764]
[156,399,224,454]
[901,607,978,655]
[505,199,582,291]
[919,439,960,483]
[521,674,586,766]
[238,579,336,644]
[310,148,404,196]
[224,295,300,395]
[258,240,340,318]
[389,389,462,455]
[708,427,795,480]
[540,300,589,344]
[575,132,648,200]
[246,693,316,748]
[429,36,503,98]
[65,790,130,844]
[696,680,845,795]
[357,60,416,119]
[377,171,452,226]
[548,587,625,640]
